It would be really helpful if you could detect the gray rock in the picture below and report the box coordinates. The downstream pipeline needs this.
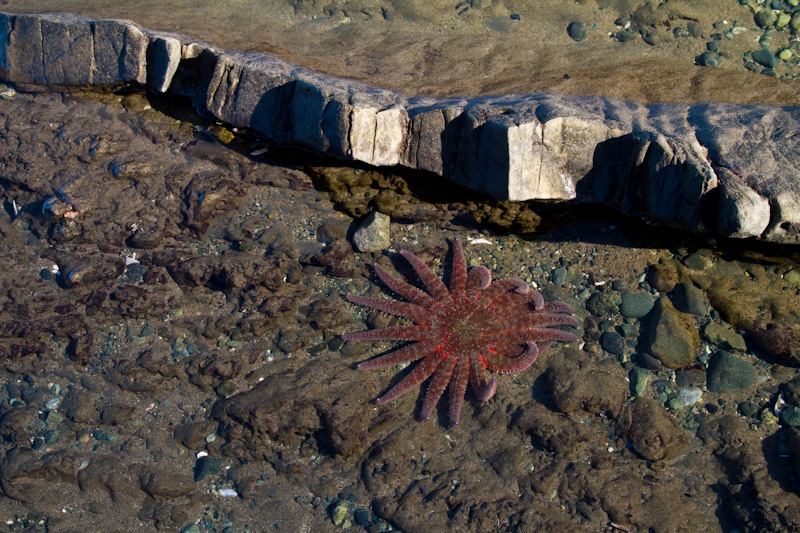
[670,282,706,316]
[601,330,625,355]
[352,211,391,253]
[146,32,182,92]
[706,350,756,393]
[640,297,700,369]
[620,291,655,318]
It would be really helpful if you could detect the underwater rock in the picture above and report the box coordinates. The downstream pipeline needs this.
[640,298,700,369]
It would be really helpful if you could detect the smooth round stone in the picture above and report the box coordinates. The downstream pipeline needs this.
[697,51,720,67]
[567,21,588,41]
[620,292,655,318]
[683,253,707,270]
[637,352,663,371]
[785,269,800,284]
[629,368,651,397]
[601,330,625,355]
[616,29,637,42]
[752,49,778,68]
[755,9,778,28]
[792,12,800,31]
[779,49,793,61]
[551,267,568,285]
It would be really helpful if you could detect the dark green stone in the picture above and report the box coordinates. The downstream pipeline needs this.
[755,9,778,28]
[752,49,778,68]
[616,30,637,42]
[697,51,720,67]
[706,350,756,393]
[567,21,588,41]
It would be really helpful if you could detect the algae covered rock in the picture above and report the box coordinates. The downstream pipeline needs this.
[640,297,700,369]
[627,397,690,462]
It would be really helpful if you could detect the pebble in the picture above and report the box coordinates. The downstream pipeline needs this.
[551,267,568,285]
[352,211,391,252]
[586,291,620,316]
[702,322,747,351]
[706,350,756,393]
[620,291,654,318]
[752,49,778,69]
[738,401,759,417]
[616,30,637,42]
[567,21,588,41]
[755,9,778,28]
[697,51,720,67]
[629,368,651,397]
[683,253,708,270]
[194,456,222,482]
[353,508,371,527]
[330,500,349,526]
[670,282,706,316]
[785,269,800,284]
[601,331,625,355]
[679,388,703,407]
[781,405,800,427]
[637,352,662,371]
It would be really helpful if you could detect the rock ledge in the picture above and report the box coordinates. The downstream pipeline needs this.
[1,11,798,243]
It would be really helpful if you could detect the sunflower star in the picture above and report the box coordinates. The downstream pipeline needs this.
[342,238,580,427]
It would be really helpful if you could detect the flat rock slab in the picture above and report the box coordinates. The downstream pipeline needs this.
[1,12,799,243]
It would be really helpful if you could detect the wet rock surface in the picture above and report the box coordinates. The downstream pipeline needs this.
[2,89,800,532]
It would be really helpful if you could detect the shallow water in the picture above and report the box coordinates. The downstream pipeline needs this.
[2,2,800,532]
[6,0,800,105]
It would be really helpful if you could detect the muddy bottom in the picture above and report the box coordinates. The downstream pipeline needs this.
[1,89,800,532]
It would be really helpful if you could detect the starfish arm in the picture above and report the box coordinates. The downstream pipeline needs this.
[542,300,575,314]
[373,263,439,309]
[450,238,467,302]
[341,325,425,342]
[484,342,539,374]
[471,373,497,403]
[498,312,581,331]
[400,249,451,302]
[480,278,532,307]
[419,355,457,422]
[447,357,471,427]
[345,293,433,323]
[487,328,578,352]
[356,341,436,370]
[375,351,447,404]
[469,351,497,401]
[465,266,491,302]
[486,287,545,312]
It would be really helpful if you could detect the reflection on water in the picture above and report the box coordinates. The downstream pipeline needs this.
[5,0,800,105]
